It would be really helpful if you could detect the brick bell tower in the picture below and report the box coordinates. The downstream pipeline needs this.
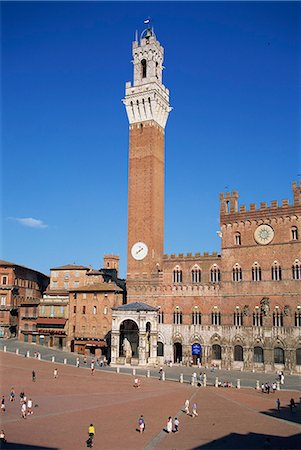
[123,25,171,292]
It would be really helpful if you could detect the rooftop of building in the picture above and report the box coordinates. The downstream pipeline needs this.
[69,282,123,293]
[0,260,49,278]
[112,302,158,312]
[50,264,90,271]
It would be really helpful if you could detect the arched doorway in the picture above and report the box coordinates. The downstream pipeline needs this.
[119,320,139,362]
[173,342,182,363]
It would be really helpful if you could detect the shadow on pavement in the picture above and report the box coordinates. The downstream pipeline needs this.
[191,431,301,449]
[261,402,301,425]
[1,443,58,450]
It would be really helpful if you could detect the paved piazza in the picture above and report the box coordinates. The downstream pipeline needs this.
[0,352,300,450]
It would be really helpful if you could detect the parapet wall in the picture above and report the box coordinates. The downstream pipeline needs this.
[220,182,301,223]
[163,252,220,260]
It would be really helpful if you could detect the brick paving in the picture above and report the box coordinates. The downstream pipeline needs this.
[0,352,300,450]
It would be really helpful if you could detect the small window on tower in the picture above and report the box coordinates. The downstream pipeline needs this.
[141,59,147,78]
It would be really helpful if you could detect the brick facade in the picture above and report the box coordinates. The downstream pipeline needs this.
[0,260,49,341]
[124,29,301,372]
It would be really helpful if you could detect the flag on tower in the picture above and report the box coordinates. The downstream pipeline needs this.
[144,18,150,24]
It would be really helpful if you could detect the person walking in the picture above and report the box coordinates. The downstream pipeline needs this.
[76,357,80,368]
[1,396,5,414]
[192,402,198,417]
[88,424,95,439]
[53,368,58,379]
[166,417,173,433]
[276,398,280,412]
[9,387,15,402]
[138,415,145,433]
[289,398,296,413]
[174,417,179,433]
[32,370,36,382]
[27,398,33,416]
[159,367,163,380]
[0,430,6,445]
[91,361,95,376]
[184,399,190,415]
[21,402,27,419]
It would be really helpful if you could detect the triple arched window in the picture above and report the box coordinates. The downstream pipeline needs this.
[191,307,201,325]
[252,263,262,281]
[210,265,221,283]
[191,266,201,283]
[295,308,301,327]
[271,261,282,281]
[232,264,242,282]
[292,260,301,280]
[173,266,182,283]
[158,308,164,324]
[273,308,283,327]
[234,308,243,326]
[173,308,182,325]
[212,309,221,326]
[253,307,263,326]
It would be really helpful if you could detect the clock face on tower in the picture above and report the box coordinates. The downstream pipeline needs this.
[131,242,148,260]
[254,224,275,245]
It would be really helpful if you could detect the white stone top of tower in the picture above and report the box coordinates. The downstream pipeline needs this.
[123,26,171,129]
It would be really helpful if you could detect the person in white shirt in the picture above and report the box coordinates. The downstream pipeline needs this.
[27,398,33,415]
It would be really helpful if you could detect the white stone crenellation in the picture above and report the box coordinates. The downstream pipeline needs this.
[123,30,171,129]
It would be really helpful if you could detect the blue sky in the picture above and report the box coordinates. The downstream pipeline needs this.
[1,1,300,277]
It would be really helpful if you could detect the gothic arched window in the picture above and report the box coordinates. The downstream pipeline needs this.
[294,307,301,326]
[274,347,284,364]
[234,308,243,326]
[191,266,201,283]
[271,261,282,281]
[252,262,262,281]
[210,265,220,283]
[173,267,182,283]
[212,344,222,360]
[292,260,301,280]
[232,264,242,282]
[157,341,164,357]
[212,309,221,326]
[191,307,201,325]
[235,232,241,245]
[173,308,182,325]
[234,345,243,362]
[141,59,147,78]
[273,308,283,327]
[254,346,264,363]
[291,226,298,240]
[158,308,164,324]
[253,307,263,326]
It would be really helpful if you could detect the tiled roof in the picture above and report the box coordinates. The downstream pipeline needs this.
[0,260,49,278]
[50,264,90,271]
[112,302,158,312]
[44,288,69,296]
[70,282,123,293]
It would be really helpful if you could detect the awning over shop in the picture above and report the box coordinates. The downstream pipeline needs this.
[36,318,67,326]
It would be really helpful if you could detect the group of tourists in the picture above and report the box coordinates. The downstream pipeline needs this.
[261,382,277,394]
[19,390,34,419]
[1,386,35,422]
